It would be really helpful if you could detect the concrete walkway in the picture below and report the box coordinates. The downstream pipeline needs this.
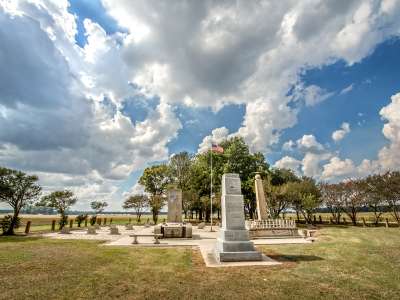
[43,225,313,267]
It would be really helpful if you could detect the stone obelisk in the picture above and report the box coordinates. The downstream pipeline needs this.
[215,173,262,262]
[255,173,268,220]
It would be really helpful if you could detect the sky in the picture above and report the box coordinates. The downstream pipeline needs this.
[0,0,400,210]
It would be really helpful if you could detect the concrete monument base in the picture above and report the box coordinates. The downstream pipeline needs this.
[154,222,192,238]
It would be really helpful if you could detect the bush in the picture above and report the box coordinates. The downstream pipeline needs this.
[0,215,21,234]
[90,215,97,226]
[75,214,88,227]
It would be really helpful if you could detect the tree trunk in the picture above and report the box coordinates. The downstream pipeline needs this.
[152,210,158,224]
[4,209,19,235]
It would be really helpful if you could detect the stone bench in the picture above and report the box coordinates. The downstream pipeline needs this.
[130,234,163,244]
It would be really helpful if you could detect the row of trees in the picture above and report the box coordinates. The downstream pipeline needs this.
[320,172,400,225]
[129,137,400,225]
[0,166,112,235]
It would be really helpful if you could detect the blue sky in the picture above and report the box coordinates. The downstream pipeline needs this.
[1,1,400,210]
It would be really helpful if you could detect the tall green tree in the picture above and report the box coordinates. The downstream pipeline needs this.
[320,182,345,224]
[287,177,321,224]
[341,179,366,225]
[38,190,77,229]
[169,152,193,218]
[0,167,41,235]
[139,164,170,223]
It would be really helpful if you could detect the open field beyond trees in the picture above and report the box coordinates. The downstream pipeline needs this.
[0,226,399,300]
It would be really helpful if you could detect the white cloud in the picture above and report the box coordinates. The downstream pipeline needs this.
[301,152,331,178]
[274,156,301,174]
[301,85,335,106]
[332,122,351,142]
[198,127,230,153]
[321,157,356,180]
[282,140,295,151]
[340,83,354,95]
[296,134,325,152]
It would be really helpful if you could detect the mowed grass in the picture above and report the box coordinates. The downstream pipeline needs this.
[0,227,399,299]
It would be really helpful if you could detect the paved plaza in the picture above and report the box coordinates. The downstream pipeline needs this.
[44,225,313,267]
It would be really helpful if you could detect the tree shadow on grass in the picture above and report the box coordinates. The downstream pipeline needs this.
[268,254,323,263]
[0,235,43,243]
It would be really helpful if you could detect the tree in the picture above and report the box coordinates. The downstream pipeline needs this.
[139,165,170,223]
[37,190,77,229]
[148,195,164,224]
[363,175,385,225]
[123,194,148,222]
[169,152,193,218]
[264,168,300,218]
[320,182,345,224]
[0,167,41,235]
[91,201,108,214]
[287,177,321,224]
[341,179,366,226]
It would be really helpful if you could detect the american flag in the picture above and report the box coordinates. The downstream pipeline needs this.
[211,143,224,153]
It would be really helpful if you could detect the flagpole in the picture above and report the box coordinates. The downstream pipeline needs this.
[210,142,214,232]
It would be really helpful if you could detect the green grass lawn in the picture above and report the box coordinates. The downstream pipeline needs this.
[0,227,399,299]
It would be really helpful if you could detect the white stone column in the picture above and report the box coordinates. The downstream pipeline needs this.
[255,173,268,220]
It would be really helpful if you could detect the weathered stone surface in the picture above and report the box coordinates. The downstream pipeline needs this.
[215,173,262,262]
[87,227,97,235]
[183,223,192,238]
[60,227,70,234]
[197,222,206,229]
[167,187,183,223]
[164,224,183,238]
[125,224,134,230]
[110,227,120,235]
[255,173,268,220]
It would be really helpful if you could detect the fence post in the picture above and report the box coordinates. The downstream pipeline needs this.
[385,218,389,228]
[97,218,102,226]
[69,219,73,228]
[103,218,107,226]
[84,219,88,227]
[362,217,367,227]
[329,217,333,224]
[110,218,113,224]
[51,220,56,231]
[319,215,322,224]
[129,217,131,224]
[25,221,31,234]
[343,217,347,225]
[313,215,317,224]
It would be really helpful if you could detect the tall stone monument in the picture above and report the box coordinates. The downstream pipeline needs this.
[215,173,262,262]
[167,186,182,223]
[255,173,268,220]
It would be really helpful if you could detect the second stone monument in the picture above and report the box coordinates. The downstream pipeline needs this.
[215,173,262,262]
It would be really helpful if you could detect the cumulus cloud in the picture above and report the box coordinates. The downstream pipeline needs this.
[321,157,356,180]
[2,0,400,208]
[282,140,295,151]
[296,134,325,152]
[332,122,351,142]
[198,127,229,153]
[273,156,301,174]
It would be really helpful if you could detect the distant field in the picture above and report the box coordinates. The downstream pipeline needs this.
[1,212,398,234]
[0,227,399,299]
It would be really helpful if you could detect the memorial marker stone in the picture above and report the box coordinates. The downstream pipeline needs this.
[255,173,268,220]
[167,186,182,223]
[215,173,262,262]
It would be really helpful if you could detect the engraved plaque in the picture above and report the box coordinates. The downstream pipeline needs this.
[222,173,242,195]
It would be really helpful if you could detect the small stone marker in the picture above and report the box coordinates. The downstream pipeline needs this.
[362,217,367,227]
[84,219,88,227]
[254,173,268,220]
[51,220,56,231]
[342,217,347,225]
[103,218,107,225]
[215,173,262,262]
[69,219,73,228]
[87,227,97,235]
[167,186,183,223]
[319,215,323,224]
[60,226,70,234]
[385,218,389,228]
[197,222,206,229]
[25,221,31,234]
[110,218,113,224]
[110,226,120,235]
